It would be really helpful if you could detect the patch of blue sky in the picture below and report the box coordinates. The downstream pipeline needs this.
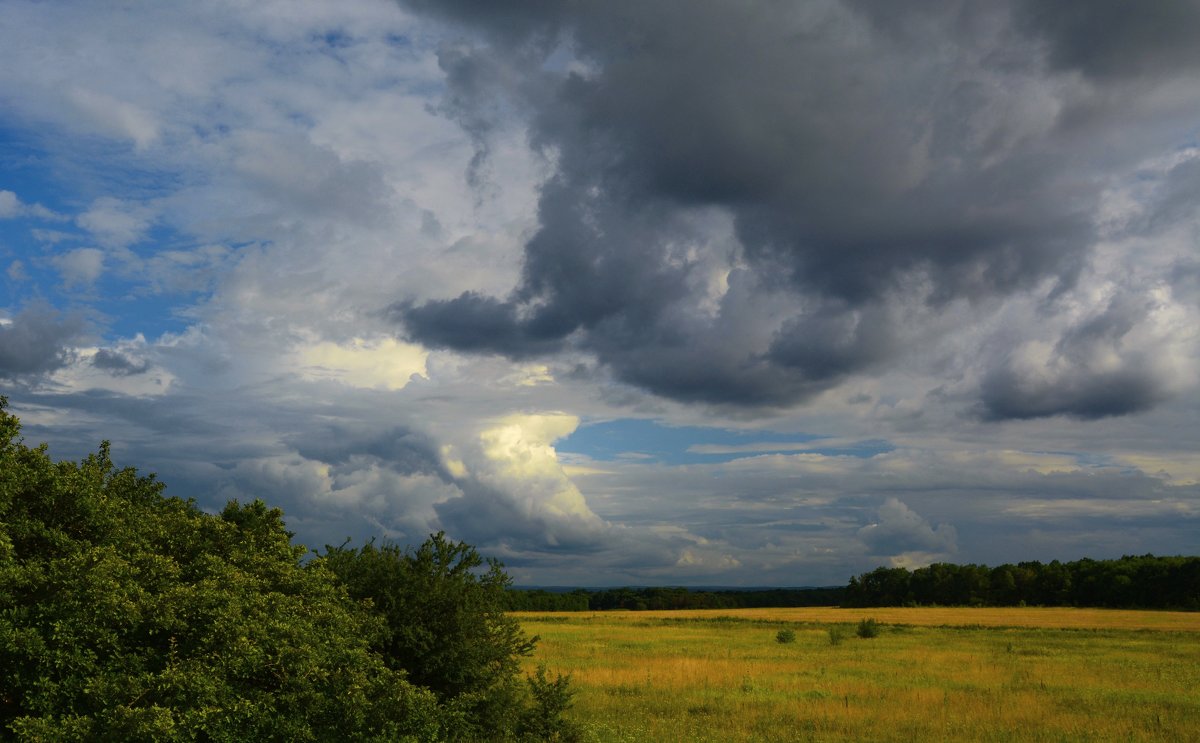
[0,133,75,215]
[2,217,203,343]
[557,418,892,465]
[2,125,212,339]
[1037,450,1115,468]
[1,218,69,306]
[8,118,184,204]
[86,283,197,341]
[3,238,198,342]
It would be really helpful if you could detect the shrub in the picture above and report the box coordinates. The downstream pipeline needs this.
[517,665,583,742]
[856,618,882,638]
[828,626,846,645]
[775,628,796,644]
[321,532,577,740]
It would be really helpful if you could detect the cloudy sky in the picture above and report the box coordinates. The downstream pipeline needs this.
[2,0,1198,586]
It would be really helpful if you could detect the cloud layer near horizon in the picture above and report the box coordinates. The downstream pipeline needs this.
[0,0,1197,585]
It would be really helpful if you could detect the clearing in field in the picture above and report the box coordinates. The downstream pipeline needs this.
[516,607,1200,742]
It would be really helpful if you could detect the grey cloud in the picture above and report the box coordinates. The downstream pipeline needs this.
[857,497,958,558]
[91,348,151,376]
[434,486,607,556]
[1013,0,1200,81]
[284,424,445,478]
[981,367,1165,421]
[980,295,1174,420]
[1144,157,1200,233]
[394,292,564,358]
[392,0,1192,412]
[24,388,243,451]
[0,306,83,378]
[767,302,897,382]
[233,132,397,226]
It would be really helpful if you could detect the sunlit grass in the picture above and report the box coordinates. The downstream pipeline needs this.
[517,607,1200,742]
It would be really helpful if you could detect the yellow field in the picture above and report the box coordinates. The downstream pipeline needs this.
[515,607,1200,742]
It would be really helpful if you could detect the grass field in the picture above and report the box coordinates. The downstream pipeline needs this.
[514,607,1200,742]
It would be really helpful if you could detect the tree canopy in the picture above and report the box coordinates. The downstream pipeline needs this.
[319,534,580,742]
[844,556,1200,609]
[0,399,577,742]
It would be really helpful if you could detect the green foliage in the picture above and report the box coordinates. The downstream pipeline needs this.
[0,399,440,741]
[516,666,582,743]
[827,626,846,646]
[774,628,796,644]
[504,588,592,612]
[321,533,577,741]
[321,533,534,698]
[844,555,1200,609]
[513,585,846,611]
[856,618,882,639]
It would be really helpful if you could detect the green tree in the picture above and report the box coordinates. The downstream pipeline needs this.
[321,534,579,742]
[0,399,440,742]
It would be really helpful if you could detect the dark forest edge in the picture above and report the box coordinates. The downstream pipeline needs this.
[504,586,846,612]
[507,556,1200,612]
[841,556,1200,610]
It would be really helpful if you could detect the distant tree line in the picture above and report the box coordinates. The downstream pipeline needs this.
[508,556,1200,613]
[843,556,1200,610]
[506,585,846,611]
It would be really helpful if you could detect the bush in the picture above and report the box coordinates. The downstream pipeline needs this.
[321,532,577,741]
[828,626,846,645]
[517,665,583,742]
[856,618,882,638]
[775,628,796,644]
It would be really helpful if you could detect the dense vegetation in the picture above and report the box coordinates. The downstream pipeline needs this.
[844,556,1200,609]
[505,586,845,611]
[0,400,577,742]
[509,559,1200,613]
[322,536,573,742]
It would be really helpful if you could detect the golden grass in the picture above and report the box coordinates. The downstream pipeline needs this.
[513,605,1200,631]
[516,607,1200,742]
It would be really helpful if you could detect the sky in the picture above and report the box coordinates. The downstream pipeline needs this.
[1,0,1198,586]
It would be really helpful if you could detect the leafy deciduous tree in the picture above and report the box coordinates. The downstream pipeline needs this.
[321,534,580,742]
[0,399,439,742]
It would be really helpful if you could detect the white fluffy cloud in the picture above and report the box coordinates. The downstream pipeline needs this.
[51,247,104,288]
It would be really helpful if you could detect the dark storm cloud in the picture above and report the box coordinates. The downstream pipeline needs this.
[767,301,897,381]
[981,365,1164,421]
[395,292,564,358]
[1012,0,1200,80]
[394,0,1197,411]
[0,306,82,379]
[434,488,606,555]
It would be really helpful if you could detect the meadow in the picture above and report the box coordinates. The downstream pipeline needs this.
[515,607,1200,742]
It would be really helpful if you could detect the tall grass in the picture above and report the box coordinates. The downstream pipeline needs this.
[517,607,1200,742]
